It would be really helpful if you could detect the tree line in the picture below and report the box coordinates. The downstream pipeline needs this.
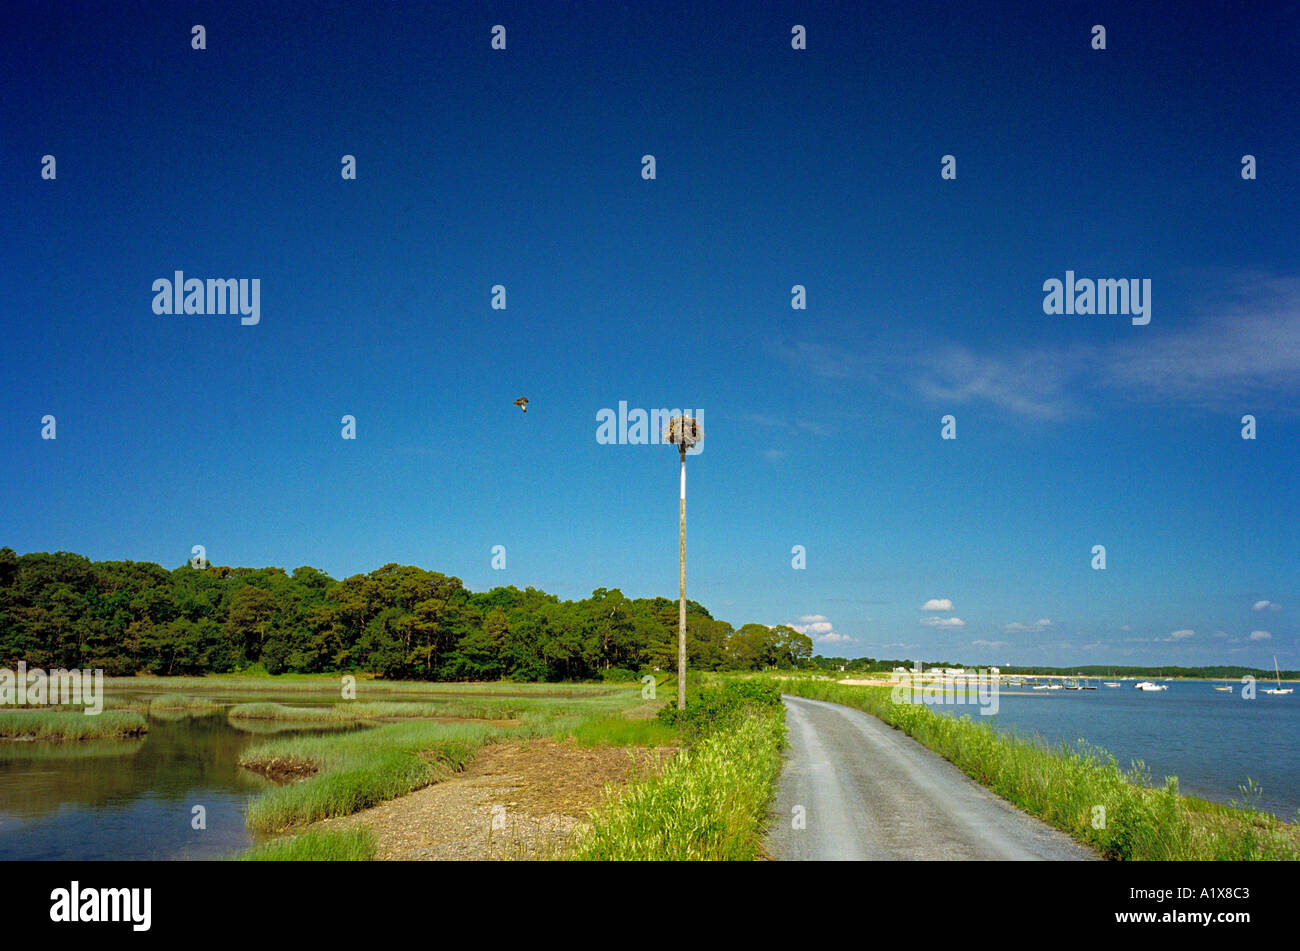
[0,548,814,680]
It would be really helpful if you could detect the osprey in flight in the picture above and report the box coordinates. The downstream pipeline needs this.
[513,397,529,413]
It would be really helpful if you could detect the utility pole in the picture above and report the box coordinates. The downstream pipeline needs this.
[664,415,703,710]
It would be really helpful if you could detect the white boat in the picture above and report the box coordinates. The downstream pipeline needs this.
[1263,656,1293,695]
[1213,684,1233,692]
[1134,681,1167,691]
[1104,682,1121,688]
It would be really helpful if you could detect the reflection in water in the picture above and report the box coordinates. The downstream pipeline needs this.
[0,702,356,860]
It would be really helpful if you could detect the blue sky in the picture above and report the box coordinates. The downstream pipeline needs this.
[2,0,1297,667]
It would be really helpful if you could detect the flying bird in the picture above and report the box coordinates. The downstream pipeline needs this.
[513,397,529,413]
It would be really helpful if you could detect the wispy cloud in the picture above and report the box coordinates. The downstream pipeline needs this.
[1249,630,1272,641]
[920,616,965,628]
[1103,275,1300,411]
[1004,618,1053,633]
[913,346,1078,421]
[772,273,1300,419]
[1253,600,1282,612]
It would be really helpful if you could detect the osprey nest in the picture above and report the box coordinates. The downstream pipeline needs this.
[663,415,703,450]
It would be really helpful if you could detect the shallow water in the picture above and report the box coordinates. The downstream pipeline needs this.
[927,679,1300,818]
[0,698,356,860]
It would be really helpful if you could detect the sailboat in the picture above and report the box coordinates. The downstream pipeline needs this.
[1263,656,1293,695]
[1213,682,1233,692]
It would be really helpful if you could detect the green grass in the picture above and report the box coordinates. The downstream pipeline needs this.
[781,679,1300,861]
[0,710,149,741]
[569,707,785,860]
[228,700,527,722]
[241,828,376,861]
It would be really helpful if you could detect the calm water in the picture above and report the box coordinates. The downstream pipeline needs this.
[928,680,1300,818]
[0,697,356,860]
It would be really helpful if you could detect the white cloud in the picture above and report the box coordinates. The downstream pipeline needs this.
[816,632,854,644]
[920,616,966,628]
[1159,629,1195,642]
[971,639,1008,648]
[790,614,851,643]
[921,599,953,611]
[1249,630,1272,641]
[1253,600,1282,612]
[1004,618,1053,632]
[791,614,833,636]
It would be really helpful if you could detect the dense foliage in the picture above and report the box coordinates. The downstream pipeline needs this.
[0,548,813,680]
[657,679,785,741]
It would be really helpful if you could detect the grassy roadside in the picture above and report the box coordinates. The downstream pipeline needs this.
[782,679,1299,860]
[569,681,786,860]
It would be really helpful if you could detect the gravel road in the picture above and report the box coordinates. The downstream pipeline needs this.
[765,694,1098,860]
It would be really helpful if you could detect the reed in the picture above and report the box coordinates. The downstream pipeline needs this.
[0,710,148,741]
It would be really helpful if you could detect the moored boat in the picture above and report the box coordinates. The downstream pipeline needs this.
[1263,656,1294,696]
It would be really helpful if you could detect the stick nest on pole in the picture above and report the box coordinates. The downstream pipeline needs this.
[663,415,703,452]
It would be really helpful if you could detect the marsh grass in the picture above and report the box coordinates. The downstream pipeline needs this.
[783,680,1300,861]
[110,674,628,699]
[231,681,648,860]
[0,710,148,741]
[10,696,143,712]
[240,719,498,832]
[229,702,360,722]
[148,694,223,718]
[237,684,640,837]
[241,827,376,861]
[228,700,529,722]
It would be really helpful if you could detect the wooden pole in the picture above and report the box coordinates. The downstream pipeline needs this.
[678,445,687,711]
